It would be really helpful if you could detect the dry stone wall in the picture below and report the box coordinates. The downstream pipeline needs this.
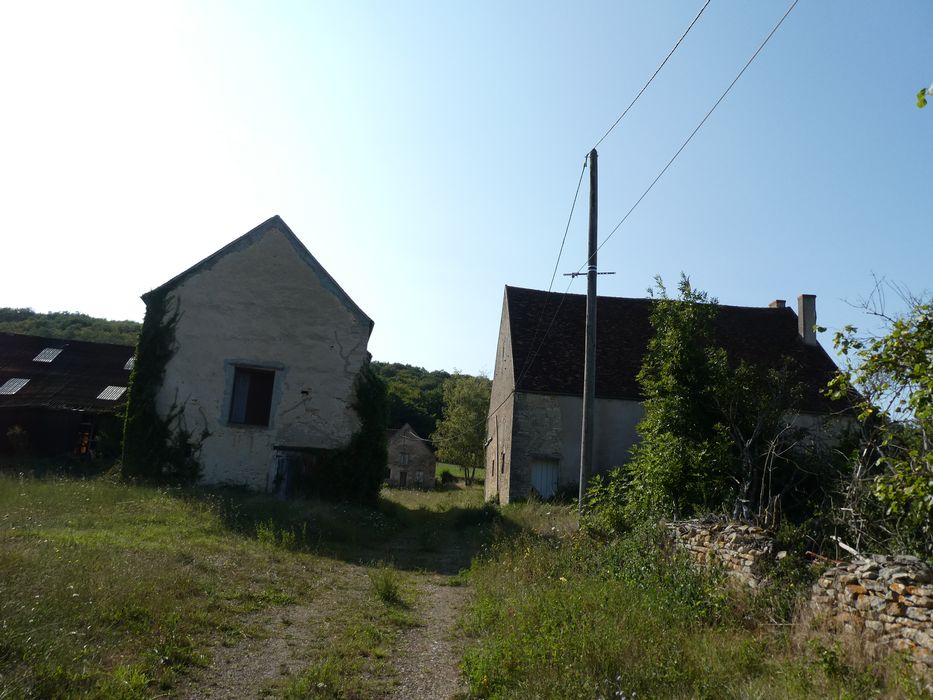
[668,519,777,589]
[669,520,933,676]
[809,555,933,672]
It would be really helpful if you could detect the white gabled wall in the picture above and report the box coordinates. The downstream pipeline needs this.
[155,225,371,490]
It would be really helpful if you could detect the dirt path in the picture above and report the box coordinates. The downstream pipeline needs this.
[176,565,371,699]
[388,579,469,700]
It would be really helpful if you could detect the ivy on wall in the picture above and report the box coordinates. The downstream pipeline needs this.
[290,362,389,505]
[121,292,206,482]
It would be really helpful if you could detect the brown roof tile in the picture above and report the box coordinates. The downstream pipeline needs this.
[506,286,844,413]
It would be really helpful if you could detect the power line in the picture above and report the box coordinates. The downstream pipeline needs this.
[484,1,799,433]
[505,0,714,404]
[592,0,712,151]
[514,158,588,390]
[579,0,800,273]
[547,159,588,293]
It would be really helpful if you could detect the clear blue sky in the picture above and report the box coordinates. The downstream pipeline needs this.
[1,1,930,375]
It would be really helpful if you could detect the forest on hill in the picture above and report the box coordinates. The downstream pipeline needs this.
[370,361,451,441]
[0,308,142,346]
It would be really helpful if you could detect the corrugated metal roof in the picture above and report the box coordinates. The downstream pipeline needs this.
[96,385,127,401]
[33,348,63,363]
[0,378,30,395]
[124,357,136,371]
[0,333,134,411]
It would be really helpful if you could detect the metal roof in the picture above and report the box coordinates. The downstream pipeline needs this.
[0,333,134,411]
[33,348,63,363]
[0,378,30,395]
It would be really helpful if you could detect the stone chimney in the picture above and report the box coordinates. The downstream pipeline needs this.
[768,299,786,309]
[797,294,817,346]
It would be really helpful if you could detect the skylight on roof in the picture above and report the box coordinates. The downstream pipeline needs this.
[33,348,63,363]
[124,357,136,371]
[97,385,127,401]
[0,378,30,395]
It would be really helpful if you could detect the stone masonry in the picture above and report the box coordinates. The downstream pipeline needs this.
[809,555,933,672]
[670,520,933,677]
[669,519,776,589]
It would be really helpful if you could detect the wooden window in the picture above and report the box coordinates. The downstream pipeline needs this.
[415,470,423,485]
[229,367,275,426]
[400,452,410,466]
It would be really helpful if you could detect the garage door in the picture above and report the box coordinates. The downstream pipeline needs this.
[530,460,559,500]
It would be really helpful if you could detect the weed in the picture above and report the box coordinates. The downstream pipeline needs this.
[368,565,405,606]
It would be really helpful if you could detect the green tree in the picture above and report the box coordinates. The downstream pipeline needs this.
[827,285,933,556]
[622,275,733,524]
[917,83,931,108]
[371,361,450,439]
[431,373,490,485]
[586,275,817,535]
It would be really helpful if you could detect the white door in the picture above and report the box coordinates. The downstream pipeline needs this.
[530,460,559,499]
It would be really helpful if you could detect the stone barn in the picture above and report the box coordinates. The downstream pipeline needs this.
[126,215,375,493]
[485,286,847,504]
[386,423,436,489]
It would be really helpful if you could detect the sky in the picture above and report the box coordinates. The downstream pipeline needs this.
[1,1,930,376]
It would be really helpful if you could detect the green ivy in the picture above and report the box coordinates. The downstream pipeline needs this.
[121,291,204,483]
[289,362,389,506]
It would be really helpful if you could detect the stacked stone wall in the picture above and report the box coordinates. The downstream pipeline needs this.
[669,520,933,676]
[668,519,776,588]
[809,555,933,672]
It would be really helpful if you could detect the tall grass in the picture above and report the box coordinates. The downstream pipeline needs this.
[461,523,915,699]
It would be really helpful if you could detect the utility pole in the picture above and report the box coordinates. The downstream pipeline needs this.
[579,148,598,513]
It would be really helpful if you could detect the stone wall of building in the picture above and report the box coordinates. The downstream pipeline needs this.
[809,555,933,672]
[668,519,777,589]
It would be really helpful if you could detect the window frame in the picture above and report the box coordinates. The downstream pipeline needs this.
[226,364,279,428]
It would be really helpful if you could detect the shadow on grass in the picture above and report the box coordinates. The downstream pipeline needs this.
[196,486,524,576]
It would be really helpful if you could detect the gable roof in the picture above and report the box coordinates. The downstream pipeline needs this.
[388,423,435,455]
[142,215,373,331]
[504,286,844,413]
[0,332,134,411]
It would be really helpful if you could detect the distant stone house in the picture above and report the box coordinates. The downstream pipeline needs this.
[133,215,374,493]
[485,286,847,504]
[386,423,436,489]
[0,332,134,456]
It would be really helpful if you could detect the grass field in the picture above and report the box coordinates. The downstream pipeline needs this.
[436,463,485,483]
[1,472,927,699]
[0,473,490,698]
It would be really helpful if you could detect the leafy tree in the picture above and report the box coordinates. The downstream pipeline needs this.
[621,275,733,524]
[827,284,933,556]
[586,275,824,535]
[917,82,932,109]
[431,373,490,484]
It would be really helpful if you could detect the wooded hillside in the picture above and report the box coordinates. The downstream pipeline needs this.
[0,308,141,346]
[370,361,451,441]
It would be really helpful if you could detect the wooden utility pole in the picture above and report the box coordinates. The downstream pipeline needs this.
[579,148,598,513]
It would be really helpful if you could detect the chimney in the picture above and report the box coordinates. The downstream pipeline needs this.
[797,294,817,346]
[768,299,786,309]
